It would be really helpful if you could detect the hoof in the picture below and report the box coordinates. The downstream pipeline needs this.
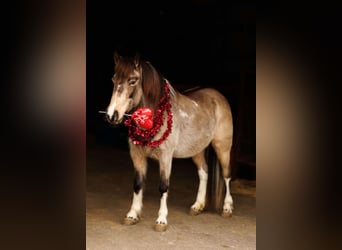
[221,210,233,218]
[189,207,203,216]
[154,222,168,232]
[122,216,139,225]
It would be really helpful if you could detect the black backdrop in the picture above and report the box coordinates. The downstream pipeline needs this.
[87,1,255,149]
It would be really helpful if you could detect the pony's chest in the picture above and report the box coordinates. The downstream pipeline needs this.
[135,145,162,160]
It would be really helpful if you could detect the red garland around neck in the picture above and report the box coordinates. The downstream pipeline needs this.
[124,83,173,147]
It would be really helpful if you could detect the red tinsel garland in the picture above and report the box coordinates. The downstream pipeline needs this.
[124,83,173,147]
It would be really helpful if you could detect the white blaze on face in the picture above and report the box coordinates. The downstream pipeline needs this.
[106,69,141,122]
[106,84,130,122]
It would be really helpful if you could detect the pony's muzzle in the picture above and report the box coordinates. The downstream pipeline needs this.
[106,110,120,124]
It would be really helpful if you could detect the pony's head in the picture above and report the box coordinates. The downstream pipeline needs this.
[106,52,163,125]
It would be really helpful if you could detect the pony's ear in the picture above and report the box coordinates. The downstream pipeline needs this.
[114,51,121,65]
[134,52,140,69]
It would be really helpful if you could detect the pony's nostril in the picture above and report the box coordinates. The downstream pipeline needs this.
[106,113,112,122]
[113,111,119,122]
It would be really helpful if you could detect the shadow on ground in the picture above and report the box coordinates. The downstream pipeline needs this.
[86,135,256,250]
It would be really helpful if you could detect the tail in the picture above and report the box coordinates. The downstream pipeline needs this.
[206,145,234,211]
[205,146,223,211]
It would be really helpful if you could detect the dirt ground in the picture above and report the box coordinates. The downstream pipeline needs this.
[86,139,256,250]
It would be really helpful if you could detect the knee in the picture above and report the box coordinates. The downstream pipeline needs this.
[159,181,169,196]
[133,173,144,194]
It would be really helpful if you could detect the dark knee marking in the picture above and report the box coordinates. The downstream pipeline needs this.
[159,181,169,196]
[133,172,144,194]
[133,180,142,194]
[159,169,170,196]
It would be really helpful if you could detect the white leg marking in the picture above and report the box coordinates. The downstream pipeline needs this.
[191,168,208,212]
[126,190,143,220]
[156,192,168,224]
[223,178,233,214]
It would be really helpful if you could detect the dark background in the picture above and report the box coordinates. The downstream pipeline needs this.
[2,1,342,249]
[87,0,256,179]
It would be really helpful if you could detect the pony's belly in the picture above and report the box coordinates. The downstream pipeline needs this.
[173,151,198,158]
[172,146,207,158]
[171,121,215,158]
[172,135,213,158]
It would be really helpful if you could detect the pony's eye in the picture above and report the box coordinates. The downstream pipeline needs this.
[128,78,138,85]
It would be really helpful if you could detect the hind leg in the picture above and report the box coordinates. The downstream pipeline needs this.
[212,139,234,217]
[190,151,208,216]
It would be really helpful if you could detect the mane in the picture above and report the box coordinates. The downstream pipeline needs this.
[114,54,176,113]
[140,61,166,111]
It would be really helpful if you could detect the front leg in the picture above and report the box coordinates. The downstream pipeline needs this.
[122,150,147,225]
[154,155,173,232]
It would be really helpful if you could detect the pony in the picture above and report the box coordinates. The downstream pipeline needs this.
[105,52,234,231]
